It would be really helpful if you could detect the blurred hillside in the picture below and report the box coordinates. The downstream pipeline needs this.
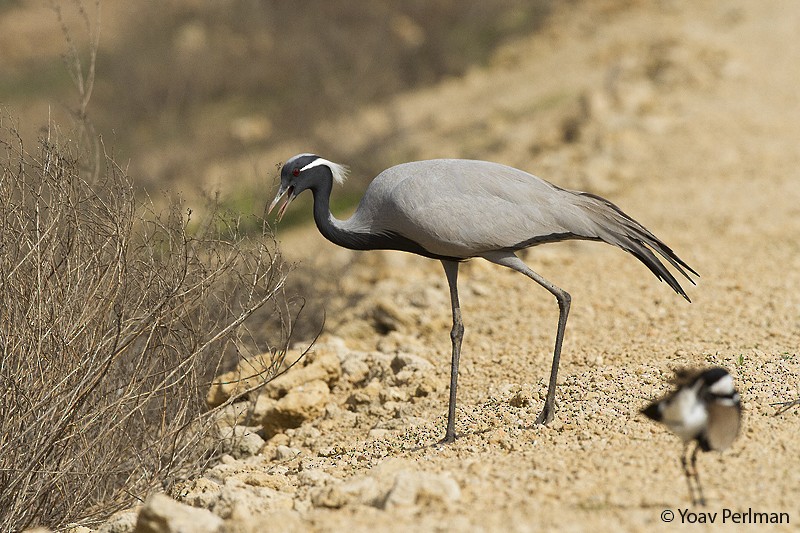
[0,0,550,220]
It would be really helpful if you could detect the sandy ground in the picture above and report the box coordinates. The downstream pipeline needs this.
[265,2,800,531]
[90,1,800,531]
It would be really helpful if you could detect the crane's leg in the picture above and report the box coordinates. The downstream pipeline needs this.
[481,251,570,425]
[441,260,464,443]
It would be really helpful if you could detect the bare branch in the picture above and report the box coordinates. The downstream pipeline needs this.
[0,113,292,530]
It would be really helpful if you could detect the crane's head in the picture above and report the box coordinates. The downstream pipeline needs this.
[268,153,349,222]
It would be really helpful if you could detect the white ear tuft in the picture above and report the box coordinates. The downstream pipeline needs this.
[708,374,735,395]
[300,158,350,185]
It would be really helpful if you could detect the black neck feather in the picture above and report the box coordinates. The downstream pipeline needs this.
[309,179,460,261]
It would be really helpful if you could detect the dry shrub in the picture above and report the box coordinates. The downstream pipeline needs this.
[0,120,290,531]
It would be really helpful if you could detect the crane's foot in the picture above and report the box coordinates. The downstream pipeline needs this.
[535,403,555,425]
[439,429,457,445]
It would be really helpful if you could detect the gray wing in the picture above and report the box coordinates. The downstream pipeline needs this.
[346,159,696,299]
[358,159,592,258]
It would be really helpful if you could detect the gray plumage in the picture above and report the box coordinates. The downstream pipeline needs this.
[270,154,698,443]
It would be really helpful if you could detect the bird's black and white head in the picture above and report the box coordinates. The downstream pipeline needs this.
[642,366,742,452]
[268,153,349,221]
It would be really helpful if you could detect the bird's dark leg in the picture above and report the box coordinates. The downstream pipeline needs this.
[441,260,463,444]
[681,443,695,505]
[690,443,706,506]
[682,442,705,506]
[481,252,570,425]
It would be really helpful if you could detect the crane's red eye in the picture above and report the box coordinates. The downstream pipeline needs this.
[292,168,300,177]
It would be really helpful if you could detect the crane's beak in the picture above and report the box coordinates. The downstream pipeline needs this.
[268,184,295,222]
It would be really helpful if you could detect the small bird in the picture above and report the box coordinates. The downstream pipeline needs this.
[642,367,742,506]
[270,154,697,443]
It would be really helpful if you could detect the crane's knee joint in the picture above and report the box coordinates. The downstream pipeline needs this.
[450,322,464,342]
[557,291,571,310]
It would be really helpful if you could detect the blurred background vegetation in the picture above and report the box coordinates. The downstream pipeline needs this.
[1,0,552,226]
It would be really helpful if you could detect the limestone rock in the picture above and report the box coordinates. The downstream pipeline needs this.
[216,425,265,459]
[134,493,222,533]
[96,507,141,533]
[382,471,461,509]
[390,352,439,395]
[273,444,302,461]
[310,475,383,509]
[206,353,276,408]
[260,380,330,437]
[212,478,294,520]
[220,509,306,533]
[390,352,432,374]
[296,468,338,488]
[213,402,253,428]
[264,351,341,399]
[309,467,461,511]
[172,478,223,510]
[340,355,370,385]
[251,394,279,424]
[509,389,533,408]
[344,379,383,411]
[369,297,415,334]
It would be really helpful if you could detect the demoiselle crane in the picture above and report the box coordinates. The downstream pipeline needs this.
[269,154,698,443]
[642,367,741,505]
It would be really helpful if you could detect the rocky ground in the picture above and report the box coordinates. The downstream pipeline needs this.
[61,1,800,531]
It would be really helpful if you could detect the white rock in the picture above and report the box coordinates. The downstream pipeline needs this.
[222,508,306,533]
[390,353,432,373]
[216,425,265,458]
[206,353,276,408]
[264,352,341,399]
[96,507,141,533]
[296,468,338,488]
[340,356,370,384]
[261,380,330,437]
[172,478,222,510]
[382,470,461,509]
[212,478,294,520]
[310,475,383,508]
[213,402,252,428]
[273,444,301,461]
[134,493,222,533]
